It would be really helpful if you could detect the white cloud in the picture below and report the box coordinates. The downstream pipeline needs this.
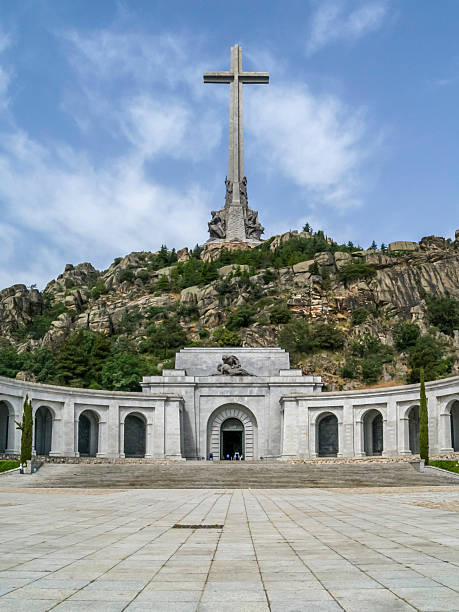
[0,129,210,265]
[307,0,388,56]
[247,83,371,211]
[0,28,222,289]
[0,29,11,110]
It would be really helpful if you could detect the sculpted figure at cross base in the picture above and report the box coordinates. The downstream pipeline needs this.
[224,177,233,208]
[215,354,253,376]
[208,210,226,240]
[246,208,264,240]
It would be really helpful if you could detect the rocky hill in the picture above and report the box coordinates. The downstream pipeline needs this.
[0,229,458,391]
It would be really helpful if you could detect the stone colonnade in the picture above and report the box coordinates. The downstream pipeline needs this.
[0,376,183,459]
[280,377,459,459]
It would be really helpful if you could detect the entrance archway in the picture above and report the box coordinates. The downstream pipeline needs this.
[124,413,146,458]
[408,406,420,454]
[35,406,53,455]
[363,409,383,456]
[78,410,99,457]
[451,401,459,452]
[317,413,338,457]
[220,418,244,459]
[207,404,257,460]
[0,401,13,453]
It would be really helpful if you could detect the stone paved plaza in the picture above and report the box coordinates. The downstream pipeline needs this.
[1,482,459,611]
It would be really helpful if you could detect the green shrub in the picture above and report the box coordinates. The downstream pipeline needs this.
[140,317,188,358]
[425,294,459,336]
[136,269,150,282]
[101,353,150,392]
[175,303,199,320]
[407,334,452,382]
[212,328,242,347]
[337,263,376,284]
[118,309,142,334]
[226,305,255,331]
[361,356,383,383]
[269,304,292,324]
[393,321,421,351]
[419,367,429,463]
[0,460,20,472]
[349,334,389,359]
[341,357,359,379]
[428,460,459,474]
[279,319,315,356]
[215,278,233,296]
[351,307,369,326]
[308,262,320,275]
[155,274,170,291]
[313,322,345,350]
[113,257,122,266]
[90,278,108,300]
[14,302,66,341]
[0,341,24,378]
[146,306,166,320]
[16,395,33,465]
[55,330,112,387]
[262,269,276,283]
[118,269,134,283]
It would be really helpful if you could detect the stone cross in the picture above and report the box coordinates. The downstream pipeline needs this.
[204,45,269,241]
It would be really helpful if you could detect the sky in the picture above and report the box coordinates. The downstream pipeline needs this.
[0,0,458,288]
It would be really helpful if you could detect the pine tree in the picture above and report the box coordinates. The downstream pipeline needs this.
[419,367,429,464]
[16,394,33,465]
[369,240,377,250]
[380,243,387,253]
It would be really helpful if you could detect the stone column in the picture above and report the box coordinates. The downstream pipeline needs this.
[119,420,125,458]
[96,418,107,458]
[398,414,411,455]
[354,418,365,457]
[104,402,120,458]
[165,399,184,460]
[280,398,299,459]
[145,421,154,458]
[438,397,454,453]
[61,399,77,456]
[337,419,344,458]
[382,399,397,457]
[49,416,63,456]
[341,401,354,457]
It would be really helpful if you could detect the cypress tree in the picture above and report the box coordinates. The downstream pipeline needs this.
[419,367,429,464]
[16,394,33,465]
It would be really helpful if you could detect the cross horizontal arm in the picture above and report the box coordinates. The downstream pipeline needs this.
[239,72,269,84]
[203,72,233,83]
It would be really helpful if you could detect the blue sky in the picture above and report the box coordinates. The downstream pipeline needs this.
[0,0,458,288]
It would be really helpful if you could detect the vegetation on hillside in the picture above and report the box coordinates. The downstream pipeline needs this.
[0,228,457,392]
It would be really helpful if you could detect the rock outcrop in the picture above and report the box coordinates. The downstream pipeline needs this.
[0,230,457,388]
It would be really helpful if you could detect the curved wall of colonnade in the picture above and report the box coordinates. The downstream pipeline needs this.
[0,374,458,460]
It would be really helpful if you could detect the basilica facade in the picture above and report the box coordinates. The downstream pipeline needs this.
[0,347,458,461]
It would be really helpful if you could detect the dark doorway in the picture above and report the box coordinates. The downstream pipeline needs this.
[124,413,146,458]
[220,418,244,459]
[318,413,338,457]
[78,410,99,457]
[0,402,10,453]
[363,409,383,456]
[451,402,459,451]
[408,406,420,454]
[34,406,52,455]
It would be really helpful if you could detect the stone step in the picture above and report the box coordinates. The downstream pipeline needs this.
[11,461,459,489]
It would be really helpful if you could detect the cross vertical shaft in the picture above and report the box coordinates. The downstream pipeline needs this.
[204,45,268,242]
